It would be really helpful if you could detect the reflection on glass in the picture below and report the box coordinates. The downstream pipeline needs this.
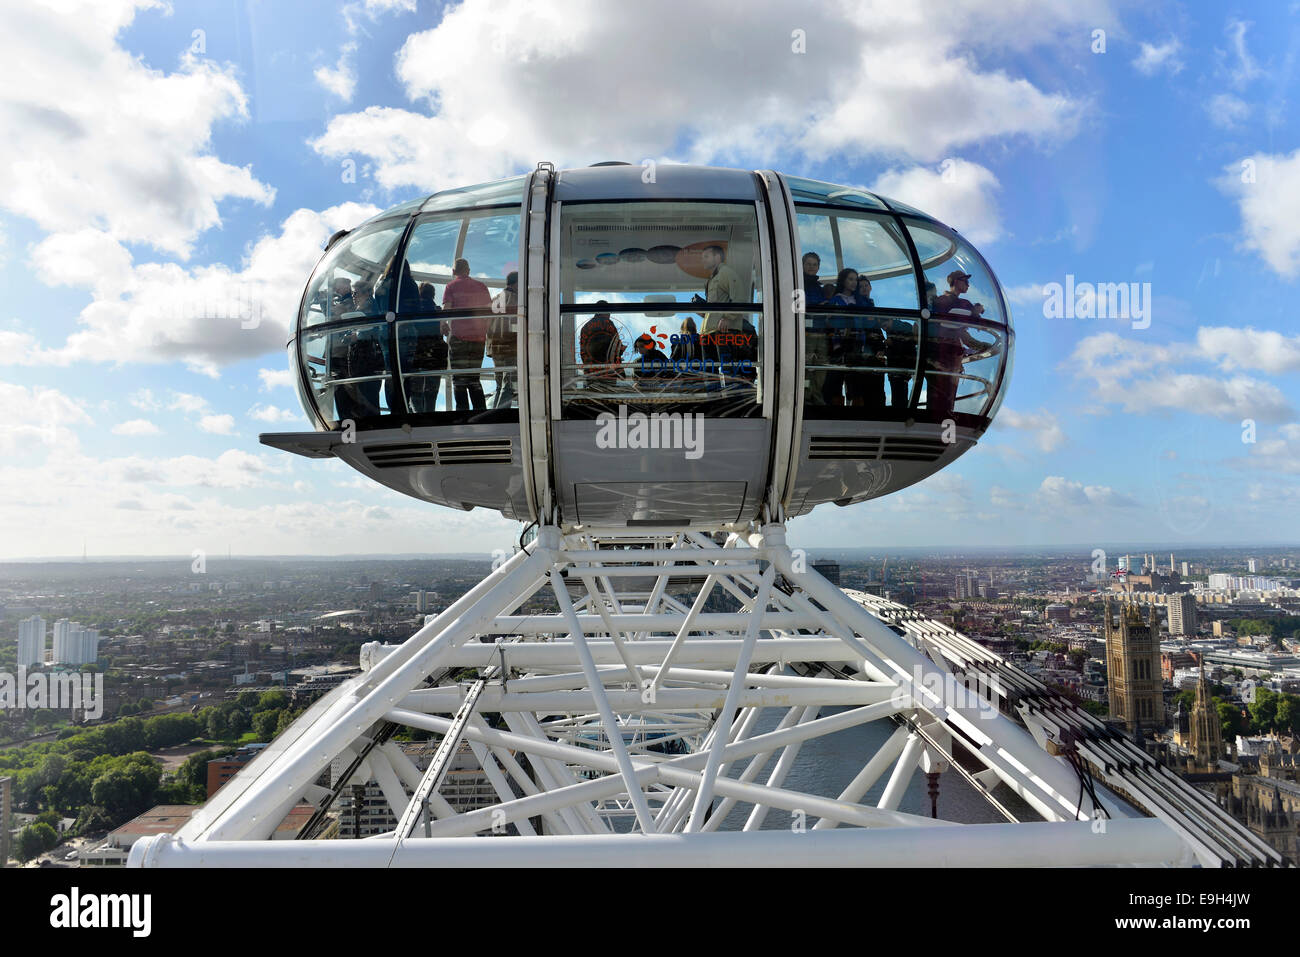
[301,321,394,425]
[420,175,526,213]
[395,318,518,415]
[561,310,761,418]
[784,176,888,210]
[301,220,407,327]
[906,222,1005,325]
[400,210,520,311]
[795,208,918,310]
[560,202,762,307]
[805,313,919,413]
[919,318,1002,418]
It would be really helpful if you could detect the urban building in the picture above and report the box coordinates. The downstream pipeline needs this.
[811,560,840,587]
[51,619,99,666]
[1167,593,1197,636]
[1186,658,1223,772]
[206,744,268,797]
[17,615,46,667]
[1045,603,1070,624]
[1248,559,1258,574]
[1104,599,1165,734]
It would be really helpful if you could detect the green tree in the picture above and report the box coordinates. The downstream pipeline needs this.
[252,709,281,740]
[258,689,289,712]
[1249,689,1279,733]
[227,708,250,737]
[206,709,229,740]
[16,823,57,862]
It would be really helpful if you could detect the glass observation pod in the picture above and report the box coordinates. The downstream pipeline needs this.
[264,163,1014,527]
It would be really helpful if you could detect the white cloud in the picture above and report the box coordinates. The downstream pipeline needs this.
[9,202,380,373]
[1206,93,1249,130]
[1221,19,1262,89]
[1132,39,1183,76]
[198,414,237,435]
[0,382,93,453]
[258,368,295,391]
[1196,326,1300,375]
[1037,476,1137,508]
[1002,283,1046,307]
[1218,149,1300,279]
[311,0,1108,191]
[1069,332,1295,423]
[111,419,161,436]
[169,392,211,415]
[315,44,358,101]
[129,388,162,412]
[869,160,1002,244]
[248,404,301,423]
[993,408,1066,452]
[0,0,273,257]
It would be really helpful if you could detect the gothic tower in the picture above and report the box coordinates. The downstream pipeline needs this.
[1187,654,1223,772]
[1104,598,1165,734]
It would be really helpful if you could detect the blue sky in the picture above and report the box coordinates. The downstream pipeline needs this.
[1,0,1298,558]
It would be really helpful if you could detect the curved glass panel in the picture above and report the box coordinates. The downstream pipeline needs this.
[420,175,526,213]
[917,317,1004,419]
[794,208,918,310]
[873,194,929,218]
[395,316,518,414]
[300,320,396,427]
[400,210,521,307]
[906,221,1005,325]
[804,312,919,413]
[784,175,887,210]
[559,201,763,312]
[370,195,430,221]
[300,219,407,328]
[560,308,761,418]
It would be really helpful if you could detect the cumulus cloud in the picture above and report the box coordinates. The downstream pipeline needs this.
[1132,39,1183,76]
[1196,327,1300,375]
[311,0,1107,191]
[0,382,93,453]
[1069,332,1295,423]
[111,419,161,436]
[258,368,295,391]
[1218,149,1300,279]
[248,404,301,423]
[1037,476,1137,508]
[315,44,358,101]
[0,0,273,257]
[869,160,1002,244]
[198,414,237,435]
[9,202,380,373]
[993,408,1066,452]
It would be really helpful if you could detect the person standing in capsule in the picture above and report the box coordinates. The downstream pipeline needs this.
[441,258,492,411]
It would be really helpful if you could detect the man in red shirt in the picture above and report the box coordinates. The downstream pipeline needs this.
[441,258,492,411]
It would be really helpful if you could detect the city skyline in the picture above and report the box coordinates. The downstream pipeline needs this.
[1,1,1298,557]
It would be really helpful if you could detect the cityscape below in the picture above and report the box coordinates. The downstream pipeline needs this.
[1,542,1296,866]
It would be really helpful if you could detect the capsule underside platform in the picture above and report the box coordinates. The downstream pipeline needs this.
[268,164,1013,526]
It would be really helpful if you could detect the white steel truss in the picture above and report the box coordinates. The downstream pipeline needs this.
[127,524,1273,868]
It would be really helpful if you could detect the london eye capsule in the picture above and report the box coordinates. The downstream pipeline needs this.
[263,163,1014,527]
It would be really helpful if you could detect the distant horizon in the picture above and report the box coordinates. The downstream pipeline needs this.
[1,540,1297,566]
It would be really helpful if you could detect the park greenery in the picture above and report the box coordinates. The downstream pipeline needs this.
[3,688,302,861]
